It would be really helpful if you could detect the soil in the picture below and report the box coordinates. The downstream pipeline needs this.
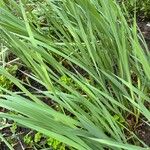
[1,126,32,150]
[138,22,150,40]
[135,122,150,146]
[126,114,150,147]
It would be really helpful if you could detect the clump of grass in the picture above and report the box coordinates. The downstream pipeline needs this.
[120,0,150,19]
[0,0,150,150]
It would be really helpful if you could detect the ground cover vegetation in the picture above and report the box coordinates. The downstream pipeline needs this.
[0,0,150,149]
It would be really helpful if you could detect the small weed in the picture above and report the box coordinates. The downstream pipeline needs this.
[0,65,18,91]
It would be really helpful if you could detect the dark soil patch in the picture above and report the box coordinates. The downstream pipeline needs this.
[13,66,46,92]
[138,21,150,39]
[1,126,32,150]
[126,114,150,147]
[135,122,150,146]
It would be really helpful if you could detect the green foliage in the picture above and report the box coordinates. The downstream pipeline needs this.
[0,0,150,150]
[47,138,66,150]
[34,132,42,143]
[24,134,33,146]
[10,122,17,135]
[60,75,72,85]
[0,65,18,91]
[121,0,150,19]
[23,132,67,149]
